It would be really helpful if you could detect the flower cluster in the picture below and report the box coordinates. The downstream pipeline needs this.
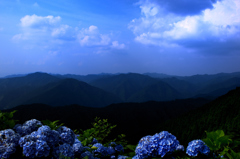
[0,129,20,158]
[133,131,183,159]
[0,119,128,159]
[186,139,210,157]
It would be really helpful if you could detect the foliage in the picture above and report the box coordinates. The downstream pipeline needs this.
[41,119,64,130]
[77,116,128,147]
[202,129,240,159]
[0,110,18,130]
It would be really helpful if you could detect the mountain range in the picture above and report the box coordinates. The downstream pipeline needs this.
[0,71,240,109]
[2,86,240,149]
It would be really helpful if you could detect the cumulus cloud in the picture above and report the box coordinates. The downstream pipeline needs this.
[20,14,61,28]
[129,0,240,53]
[111,41,125,49]
[77,25,111,46]
[51,25,76,41]
[146,0,220,16]
[12,15,125,50]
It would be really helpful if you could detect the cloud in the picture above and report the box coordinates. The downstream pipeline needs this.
[20,14,61,28]
[12,15,125,51]
[51,25,76,41]
[146,0,220,16]
[77,25,111,46]
[129,0,240,53]
[111,41,125,49]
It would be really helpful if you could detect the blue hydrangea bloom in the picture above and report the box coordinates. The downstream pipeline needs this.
[91,138,98,145]
[92,143,108,157]
[53,143,74,159]
[176,145,184,151]
[35,125,59,147]
[0,142,16,159]
[107,146,116,155]
[35,140,50,157]
[13,119,42,136]
[186,139,210,157]
[19,134,37,147]
[115,144,124,153]
[57,126,75,145]
[23,141,36,158]
[81,151,95,159]
[0,129,20,146]
[73,138,85,156]
[135,131,181,159]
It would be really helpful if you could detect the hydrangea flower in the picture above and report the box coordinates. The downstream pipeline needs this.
[115,144,124,153]
[92,143,108,157]
[0,143,16,159]
[35,140,50,157]
[23,141,36,158]
[13,119,42,136]
[135,131,181,159]
[73,138,85,157]
[52,143,74,159]
[107,146,116,156]
[57,126,75,145]
[176,145,184,151]
[81,150,95,159]
[186,139,210,157]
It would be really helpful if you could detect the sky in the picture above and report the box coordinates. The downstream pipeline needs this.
[0,0,240,77]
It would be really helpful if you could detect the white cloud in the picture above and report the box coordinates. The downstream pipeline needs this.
[129,0,240,47]
[20,14,61,28]
[77,25,111,46]
[111,41,125,49]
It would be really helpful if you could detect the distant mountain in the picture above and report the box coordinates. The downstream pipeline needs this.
[0,72,122,109]
[52,73,115,83]
[160,77,197,98]
[23,78,122,107]
[128,81,182,102]
[1,71,240,110]
[143,72,179,79]
[0,72,61,109]
[90,73,181,102]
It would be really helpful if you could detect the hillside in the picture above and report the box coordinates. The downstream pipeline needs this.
[155,87,240,148]
[2,98,211,145]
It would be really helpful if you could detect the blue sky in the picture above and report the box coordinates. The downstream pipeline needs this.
[0,0,240,77]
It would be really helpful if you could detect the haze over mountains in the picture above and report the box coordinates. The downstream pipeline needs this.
[0,71,240,110]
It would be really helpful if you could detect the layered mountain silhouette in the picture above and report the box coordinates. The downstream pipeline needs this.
[0,71,240,109]
[0,73,122,109]
[2,86,240,148]
[90,73,181,102]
